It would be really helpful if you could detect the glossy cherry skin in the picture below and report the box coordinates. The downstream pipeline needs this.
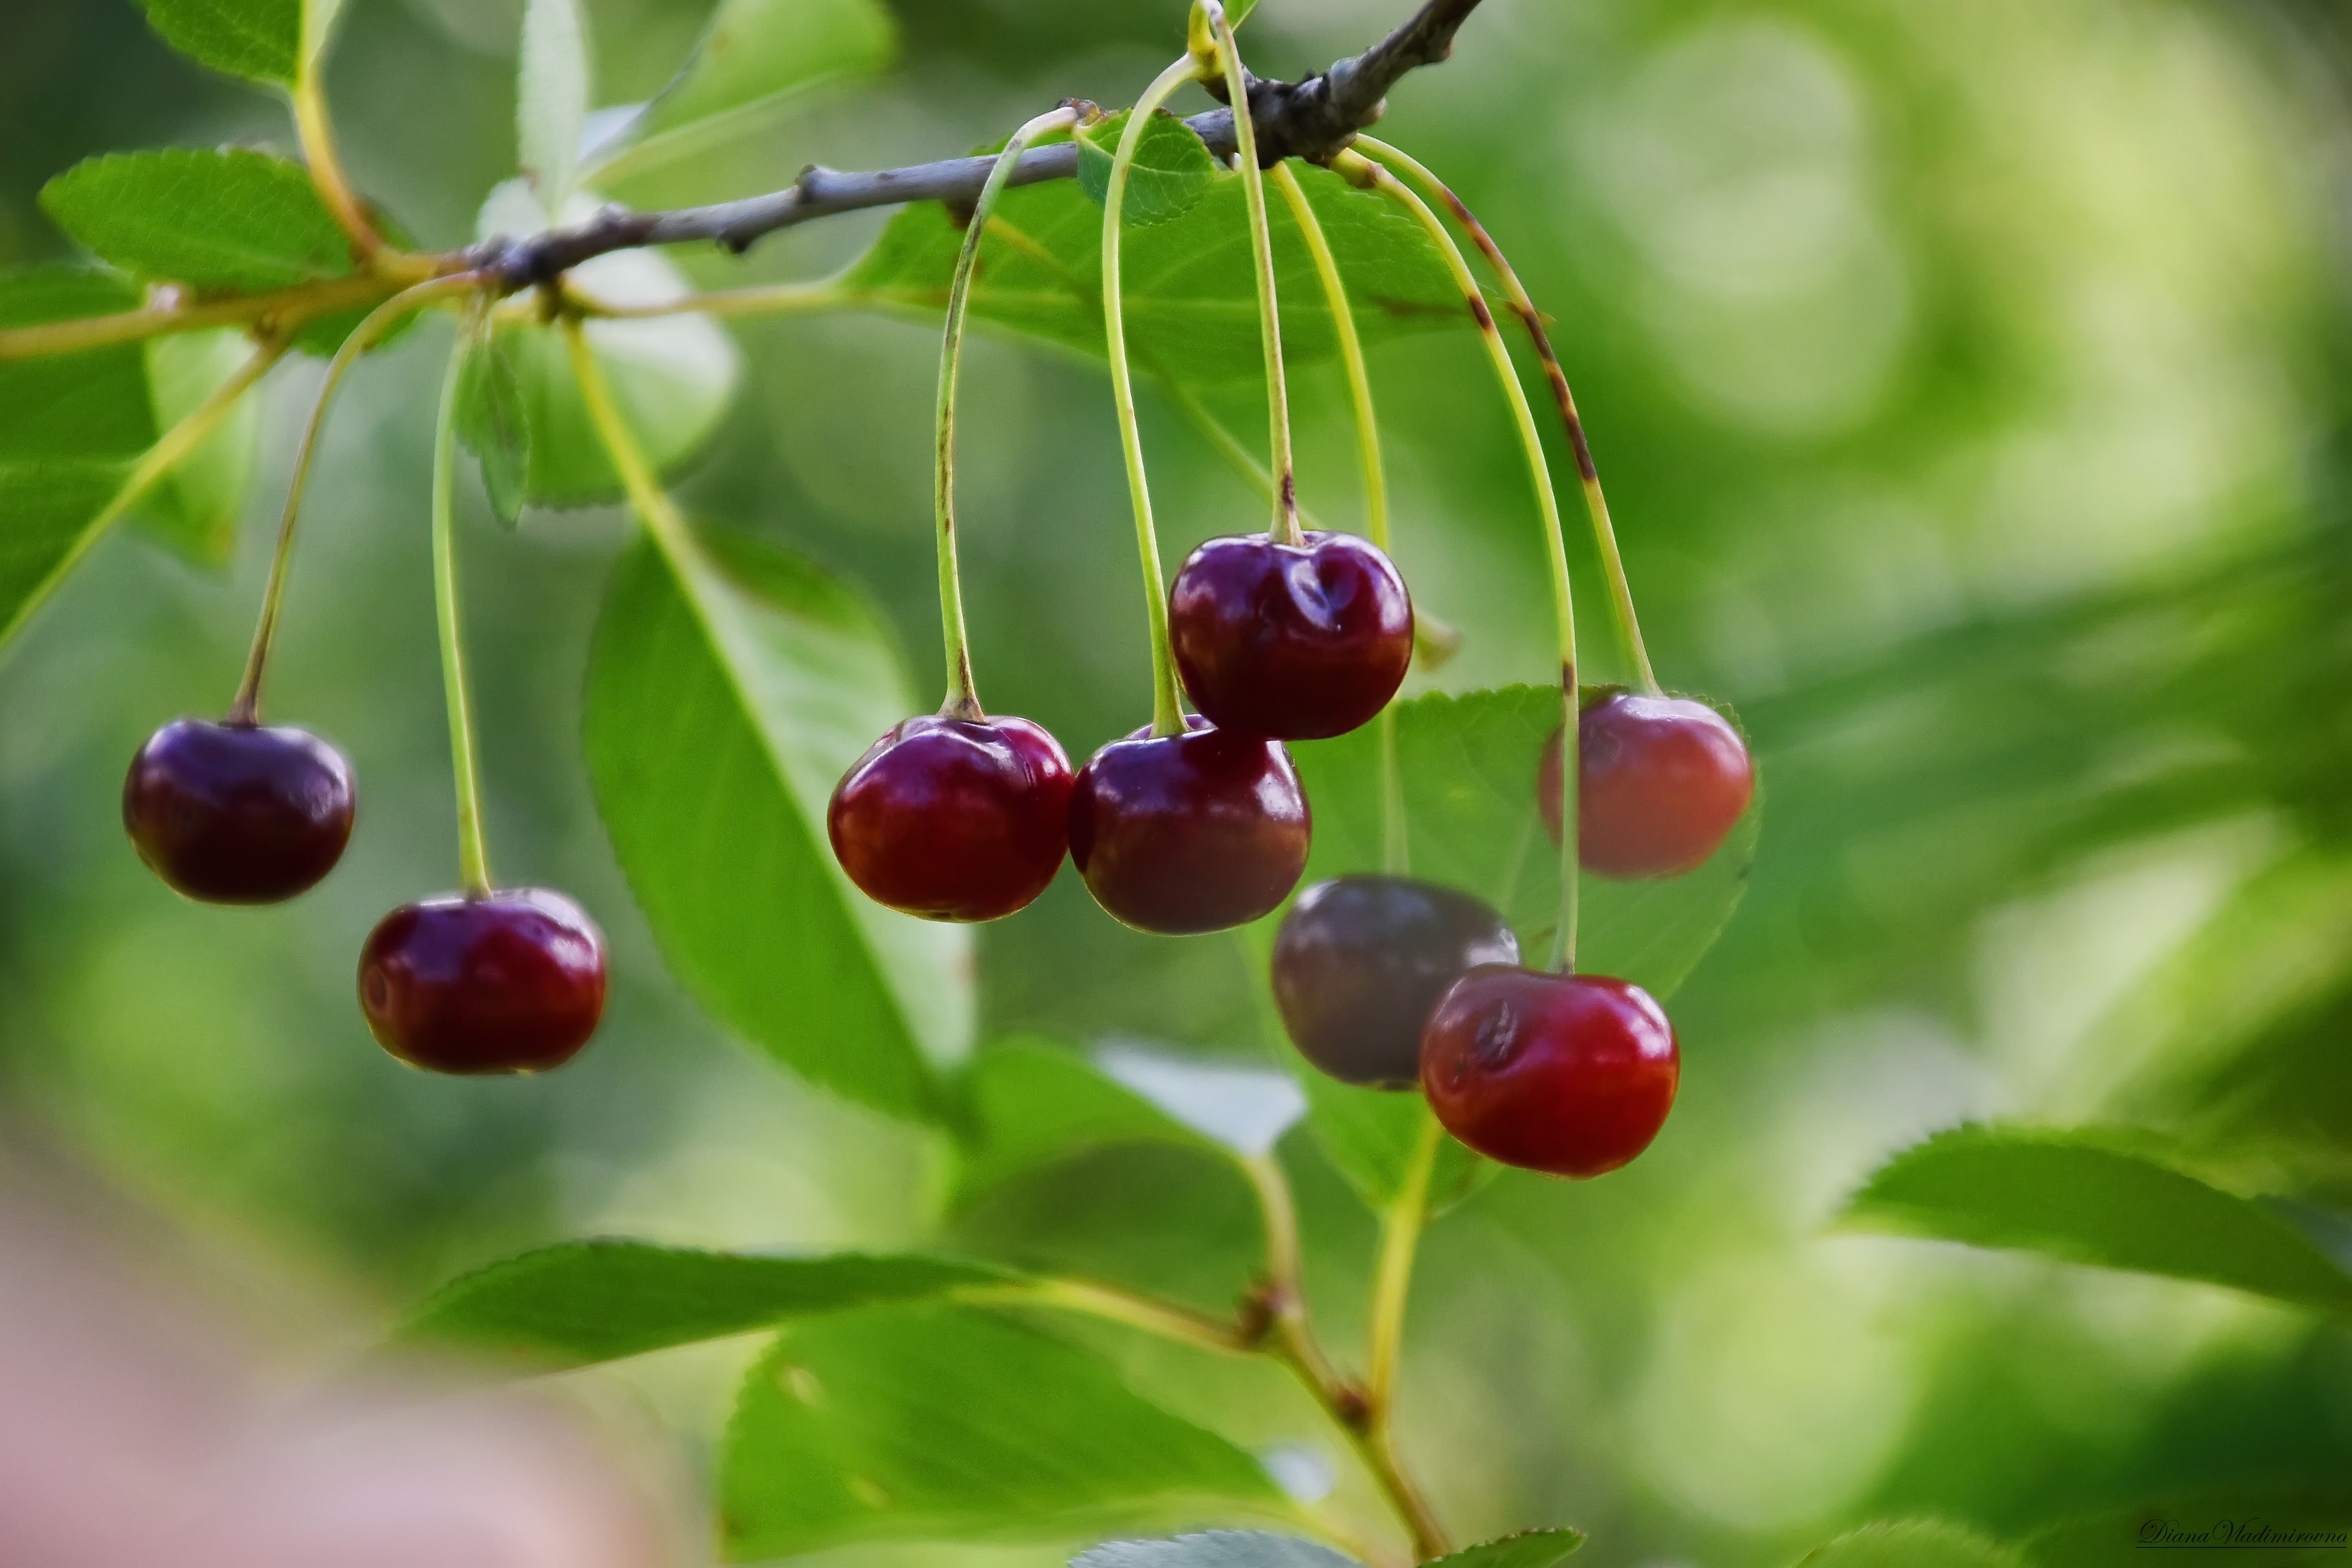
[1169,530,1413,740]
[1420,965,1678,1177]
[1541,692,1754,879]
[1272,875,1520,1089]
[122,718,355,904]
[1068,719,1310,935]
[828,713,1074,922]
[358,889,608,1074]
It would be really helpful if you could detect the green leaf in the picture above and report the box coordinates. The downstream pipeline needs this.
[517,0,591,214]
[838,157,1474,383]
[1839,1124,2352,1313]
[720,1303,1282,1558]
[1075,1534,1361,1568]
[1793,1521,2022,1568]
[36,147,395,355]
[1074,111,1225,226]
[456,330,531,525]
[134,329,261,565]
[469,180,740,506]
[584,0,897,186]
[134,0,300,86]
[0,267,156,649]
[396,1241,1007,1370]
[1264,685,1757,1209]
[1429,1529,1587,1568]
[41,148,353,294]
[955,1036,1238,1205]
[583,527,970,1121]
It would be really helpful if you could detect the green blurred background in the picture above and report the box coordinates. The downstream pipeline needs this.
[5,0,2352,1562]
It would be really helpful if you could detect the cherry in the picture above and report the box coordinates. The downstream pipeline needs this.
[1421,965,1678,1177]
[1168,530,1413,740]
[828,713,1073,922]
[1540,691,1754,879]
[1271,875,1519,1089]
[122,718,355,904]
[358,889,607,1074]
[1068,718,1310,935]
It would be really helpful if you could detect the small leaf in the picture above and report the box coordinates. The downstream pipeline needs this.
[720,1304,1282,1558]
[838,158,1474,384]
[1840,1124,2352,1313]
[135,329,261,565]
[456,331,532,525]
[134,0,300,86]
[585,0,897,186]
[1076,1534,1361,1568]
[37,147,399,355]
[954,1036,1234,1205]
[0,267,156,650]
[1096,1040,1304,1158]
[584,526,970,1121]
[1792,1521,2023,1568]
[396,1241,1008,1370]
[1428,1528,1587,1568]
[1074,110,1225,226]
[472,180,740,506]
[516,0,592,214]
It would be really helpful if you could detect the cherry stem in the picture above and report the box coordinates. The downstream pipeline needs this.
[424,300,497,898]
[1341,150,1580,973]
[229,272,483,726]
[1103,54,1214,739]
[935,105,1084,721]
[1359,137,1657,695]
[1269,159,1408,875]
[1204,2,1303,548]
[561,318,701,578]
[1365,1110,1441,1417]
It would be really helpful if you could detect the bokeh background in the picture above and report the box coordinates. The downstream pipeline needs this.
[5,0,2352,1563]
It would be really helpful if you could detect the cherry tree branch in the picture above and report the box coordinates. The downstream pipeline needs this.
[470,0,1487,289]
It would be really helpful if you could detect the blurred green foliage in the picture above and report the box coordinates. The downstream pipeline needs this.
[5,0,2352,1564]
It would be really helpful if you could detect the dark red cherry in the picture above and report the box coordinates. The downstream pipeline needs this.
[1272,876,1519,1088]
[1168,530,1413,740]
[123,718,355,904]
[1068,718,1310,935]
[1421,965,1678,1177]
[828,713,1074,922]
[358,889,607,1074]
[1540,692,1754,878]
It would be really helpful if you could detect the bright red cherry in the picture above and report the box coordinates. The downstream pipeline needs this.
[1272,875,1519,1088]
[1420,965,1678,1177]
[1541,692,1753,878]
[828,712,1073,922]
[123,718,355,904]
[358,889,607,1074]
[1068,719,1310,935]
[1168,530,1413,740]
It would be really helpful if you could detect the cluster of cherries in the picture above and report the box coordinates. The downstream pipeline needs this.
[123,718,607,1074]
[827,520,1753,1179]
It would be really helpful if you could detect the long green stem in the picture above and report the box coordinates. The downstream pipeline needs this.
[230,273,482,724]
[1204,2,1301,547]
[561,319,696,564]
[1104,56,1212,738]
[0,335,288,649]
[935,105,1083,718]
[292,71,383,265]
[954,1276,1251,1355]
[432,300,494,897]
[1365,1111,1442,1415]
[1340,150,1579,973]
[1358,137,1657,696]
[1269,159,1407,874]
